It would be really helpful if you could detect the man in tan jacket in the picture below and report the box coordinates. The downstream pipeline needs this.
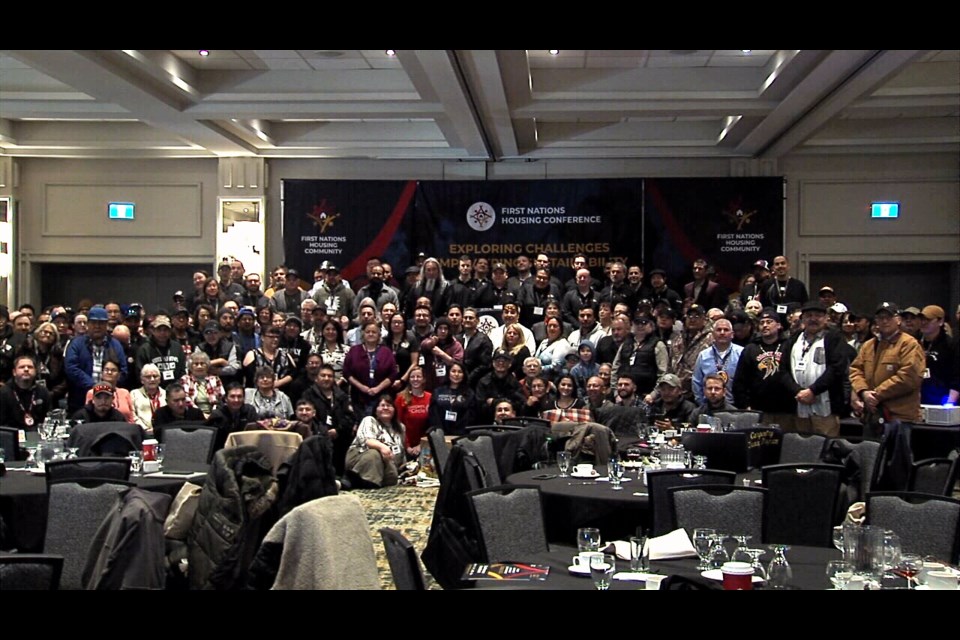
[849,302,926,435]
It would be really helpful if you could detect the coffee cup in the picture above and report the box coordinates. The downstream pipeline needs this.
[142,438,158,462]
[919,561,945,585]
[721,561,754,590]
[845,575,866,590]
[574,463,594,476]
[572,551,603,568]
[925,570,959,590]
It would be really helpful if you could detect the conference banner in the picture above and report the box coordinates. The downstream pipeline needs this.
[644,177,784,293]
[282,177,783,292]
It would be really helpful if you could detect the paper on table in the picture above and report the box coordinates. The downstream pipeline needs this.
[647,528,698,560]
[613,572,659,582]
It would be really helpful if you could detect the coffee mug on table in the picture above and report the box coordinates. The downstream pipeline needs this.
[574,463,594,475]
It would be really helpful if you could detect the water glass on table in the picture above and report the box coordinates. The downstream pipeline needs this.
[590,553,616,590]
[556,451,571,477]
[630,534,649,572]
[577,527,601,552]
[128,450,144,476]
[692,527,716,570]
[825,560,854,590]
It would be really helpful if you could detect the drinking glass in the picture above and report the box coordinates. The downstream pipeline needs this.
[38,419,55,441]
[832,525,845,552]
[577,527,601,552]
[692,528,716,570]
[896,554,923,589]
[629,535,649,572]
[744,548,767,581]
[609,457,624,491]
[24,446,38,469]
[556,451,571,477]
[766,544,793,589]
[730,535,753,564]
[826,560,854,590]
[881,531,902,581]
[709,534,730,569]
[693,455,708,470]
[155,444,166,470]
[590,553,616,590]
[128,450,143,477]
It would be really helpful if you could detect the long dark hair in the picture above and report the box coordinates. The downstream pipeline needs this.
[373,393,402,434]
[320,319,344,345]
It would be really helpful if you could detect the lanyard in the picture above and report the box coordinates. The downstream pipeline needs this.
[712,346,732,372]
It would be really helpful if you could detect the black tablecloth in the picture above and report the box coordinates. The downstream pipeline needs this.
[0,463,208,553]
[471,543,841,590]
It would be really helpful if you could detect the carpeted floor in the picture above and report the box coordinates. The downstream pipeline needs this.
[352,484,440,589]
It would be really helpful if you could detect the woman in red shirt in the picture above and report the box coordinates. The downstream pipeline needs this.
[394,366,431,458]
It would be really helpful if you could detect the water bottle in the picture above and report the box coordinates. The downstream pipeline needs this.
[418,440,435,478]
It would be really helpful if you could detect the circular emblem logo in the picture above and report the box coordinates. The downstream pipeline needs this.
[466,202,496,231]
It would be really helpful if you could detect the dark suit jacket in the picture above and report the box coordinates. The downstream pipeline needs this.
[684,280,727,310]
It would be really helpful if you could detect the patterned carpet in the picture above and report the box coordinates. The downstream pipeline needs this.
[352,484,440,590]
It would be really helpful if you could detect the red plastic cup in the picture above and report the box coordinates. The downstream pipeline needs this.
[721,562,754,590]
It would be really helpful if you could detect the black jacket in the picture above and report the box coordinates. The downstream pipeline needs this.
[300,384,355,476]
[457,331,492,389]
[187,446,278,590]
[782,329,851,418]
[206,402,260,452]
[277,435,338,515]
[732,337,797,413]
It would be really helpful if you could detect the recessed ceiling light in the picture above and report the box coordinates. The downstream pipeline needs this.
[385,50,397,56]
[741,50,752,54]
[548,50,560,56]
[198,50,210,57]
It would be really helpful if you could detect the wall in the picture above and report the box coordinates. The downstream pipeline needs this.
[10,152,959,313]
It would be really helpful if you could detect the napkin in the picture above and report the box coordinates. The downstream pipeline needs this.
[647,528,698,560]
[613,572,659,582]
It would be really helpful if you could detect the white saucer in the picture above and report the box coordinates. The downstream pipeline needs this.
[701,569,764,583]
[570,471,600,479]
[567,564,591,576]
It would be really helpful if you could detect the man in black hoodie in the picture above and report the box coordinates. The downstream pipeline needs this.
[732,307,796,427]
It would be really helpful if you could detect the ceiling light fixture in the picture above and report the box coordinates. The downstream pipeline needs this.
[199,50,210,57]
[385,50,397,56]
[741,50,751,54]
[548,50,560,56]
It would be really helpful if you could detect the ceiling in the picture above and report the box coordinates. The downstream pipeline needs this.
[1,49,957,162]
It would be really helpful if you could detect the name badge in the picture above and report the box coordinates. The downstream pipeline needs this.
[923,368,931,379]
[435,364,446,378]
[629,354,636,366]
[493,305,503,311]
[533,306,544,316]
[18,429,26,444]
[418,354,425,366]
[445,410,458,422]
[795,360,807,372]
[162,369,175,381]
[776,305,787,314]
[326,415,333,426]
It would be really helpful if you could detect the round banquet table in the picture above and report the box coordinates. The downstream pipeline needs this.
[469,543,843,590]
[0,462,209,553]
[507,464,652,544]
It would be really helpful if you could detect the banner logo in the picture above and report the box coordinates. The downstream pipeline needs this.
[722,196,757,231]
[307,198,341,234]
[466,202,496,231]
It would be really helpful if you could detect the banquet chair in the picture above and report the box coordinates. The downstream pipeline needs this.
[466,484,548,563]
[680,431,749,473]
[0,554,64,590]
[157,423,219,466]
[428,429,449,482]
[779,433,827,463]
[44,457,131,485]
[907,425,960,461]
[464,424,523,434]
[712,410,762,430]
[225,430,303,475]
[501,416,552,430]
[379,527,427,591]
[646,468,736,537]
[907,450,960,496]
[668,485,767,542]
[762,463,843,547]
[67,422,143,458]
[827,438,883,502]
[453,434,501,486]
[44,479,134,589]
[1,426,21,461]
[865,491,960,564]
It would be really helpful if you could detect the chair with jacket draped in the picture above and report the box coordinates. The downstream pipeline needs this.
[646,468,736,537]
[44,478,134,589]
[225,430,303,476]
[67,422,142,458]
[44,457,131,485]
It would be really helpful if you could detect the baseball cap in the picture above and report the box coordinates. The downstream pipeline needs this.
[319,260,338,272]
[493,348,514,361]
[492,262,508,272]
[753,259,770,271]
[900,306,921,317]
[152,315,172,329]
[818,286,835,295]
[172,307,190,317]
[876,302,899,315]
[173,290,185,300]
[801,302,828,314]
[920,305,945,320]
[405,266,420,275]
[686,304,705,317]
[88,307,109,322]
[286,269,300,280]
[92,382,115,396]
[124,307,140,319]
[284,315,304,327]
[237,307,256,318]
[758,307,781,322]
[203,321,221,335]
[658,373,682,388]
[829,302,848,314]
[649,268,666,277]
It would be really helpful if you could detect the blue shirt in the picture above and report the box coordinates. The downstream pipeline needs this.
[692,343,744,405]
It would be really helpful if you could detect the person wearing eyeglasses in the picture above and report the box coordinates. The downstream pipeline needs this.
[131,363,166,436]
[612,312,668,399]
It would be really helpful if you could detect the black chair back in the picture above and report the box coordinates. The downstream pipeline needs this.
[44,457,132,485]
[0,554,64,590]
[428,429,449,482]
[1,426,21,461]
[865,491,960,564]
[762,463,843,547]
[736,425,782,470]
[646,468,736,536]
[67,422,142,458]
[379,527,427,590]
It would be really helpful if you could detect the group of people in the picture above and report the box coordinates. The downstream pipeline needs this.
[2,251,957,488]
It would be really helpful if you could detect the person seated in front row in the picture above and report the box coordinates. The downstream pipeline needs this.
[153,382,205,427]
[689,373,737,424]
[72,381,128,423]
[345,394,407,488]
[650,373,697,429]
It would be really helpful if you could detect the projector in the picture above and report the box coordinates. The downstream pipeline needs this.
[921,404,960,425]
